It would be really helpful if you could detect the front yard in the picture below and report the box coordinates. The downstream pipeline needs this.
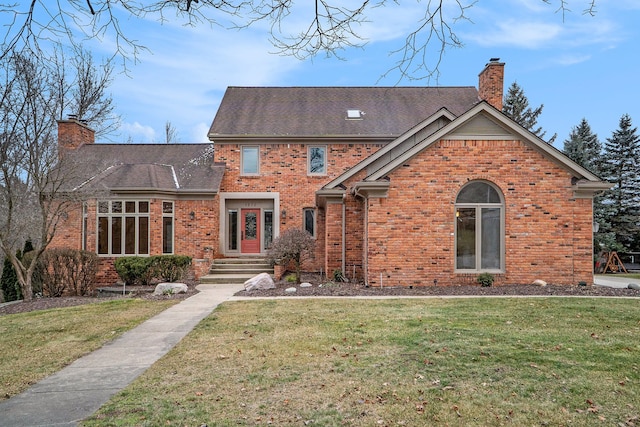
[82,297,640,426]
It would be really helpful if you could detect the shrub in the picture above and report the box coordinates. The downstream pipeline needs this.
[115,255,192,286]
[35,249,99,297]
[333,269,346,282]
[477,272,494,287]
[114,257,155,286]
[266,229,315,284]
[151,255,192,282]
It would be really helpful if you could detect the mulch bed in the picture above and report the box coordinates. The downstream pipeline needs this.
[236,280,640,298]
[0,283,199,316]
[2,276,638,316]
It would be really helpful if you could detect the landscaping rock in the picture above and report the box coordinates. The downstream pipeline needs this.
[532,279,547,287]
[153,282,188,296]
[285,287,297,293]
[244,273,276,292]
[300,282,313,288]
[628,283,640,291]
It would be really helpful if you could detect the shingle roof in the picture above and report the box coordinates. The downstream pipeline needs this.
[62,143,224,195]
[208,86,480,139]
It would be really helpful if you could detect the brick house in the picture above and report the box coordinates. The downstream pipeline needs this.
[52,60,610,287]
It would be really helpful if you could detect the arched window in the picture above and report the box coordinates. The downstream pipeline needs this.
[455,181,504,271]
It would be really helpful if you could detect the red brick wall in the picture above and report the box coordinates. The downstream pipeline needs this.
[51,198,220,286]
[216,142,384,272]
[365,139,594,286]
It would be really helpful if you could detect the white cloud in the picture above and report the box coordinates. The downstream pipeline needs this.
[119,122,156,143]
[470,20,563,49]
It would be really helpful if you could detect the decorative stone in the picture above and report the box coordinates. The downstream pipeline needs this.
[153,282,188,296]
[300,282,312,288]
[285,287,297,293]
[532,279,547,287]
[628,283,640,291]
[244,273,276,292]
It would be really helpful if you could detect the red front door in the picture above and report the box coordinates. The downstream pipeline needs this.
[241,209,261,253]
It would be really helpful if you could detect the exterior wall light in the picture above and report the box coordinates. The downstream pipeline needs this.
[190,211,195,220]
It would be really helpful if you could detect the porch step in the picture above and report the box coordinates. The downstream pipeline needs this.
[199,258,274,285]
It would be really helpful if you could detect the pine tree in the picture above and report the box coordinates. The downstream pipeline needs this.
[563,118,602,175]
[598,114,640,251]
[1,253,22,302]
[503,81,556,144]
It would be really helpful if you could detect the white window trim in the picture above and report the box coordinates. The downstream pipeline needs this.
[454,181,505,273]
[307,145,327,176]
[162,201,174,255]
[96,199,150,257]
[241,146,260,176]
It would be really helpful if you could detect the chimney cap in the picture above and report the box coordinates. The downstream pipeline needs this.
[489,57,501,63]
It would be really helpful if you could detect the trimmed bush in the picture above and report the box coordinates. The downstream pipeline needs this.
[114,257,155,286]
[266,229,315,284]
[152,255,192,282]
[115,255,192,286]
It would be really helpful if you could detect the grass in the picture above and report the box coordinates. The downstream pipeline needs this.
[84,297,640,426]
[0,298,179,400]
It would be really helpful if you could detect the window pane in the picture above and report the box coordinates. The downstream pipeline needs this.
[138,201,149,213]
[244,212,257,240]
[242,147,259,174]
[456,208,476,269]
[309,147,326,174]
[457,182,500,203]
[304,209,315,236]
[264,211,273,249]
[125,201,136,213]
[111,217,122,254]
[162,217,173,254]
[98,201,109,214]
[163,201,173,214]
[228,210,238,251]
[481,208,501,269]
[98,217,109,254]
[125,217,136,254]
[111,201,122,213]
[139,217,149,255]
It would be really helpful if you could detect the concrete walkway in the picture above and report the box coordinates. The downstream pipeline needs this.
[0,283,243,427]
[594,274,640,288]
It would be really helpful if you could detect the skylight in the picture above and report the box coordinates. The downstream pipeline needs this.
[346,109,364,120]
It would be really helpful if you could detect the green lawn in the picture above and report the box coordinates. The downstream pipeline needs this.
[84,297,640,426]
[0,298,179,400]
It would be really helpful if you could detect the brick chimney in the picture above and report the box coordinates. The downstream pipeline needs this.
[57,116,95,150]
[478,58,505,111]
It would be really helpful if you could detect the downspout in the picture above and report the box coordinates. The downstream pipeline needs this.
[342,195,346,276]
[352,187,367,286]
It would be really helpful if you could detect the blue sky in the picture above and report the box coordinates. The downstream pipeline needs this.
[78,0,639,150]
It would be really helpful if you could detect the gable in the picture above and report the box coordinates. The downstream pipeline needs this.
[446,113,514,139]
[323,102,610,200]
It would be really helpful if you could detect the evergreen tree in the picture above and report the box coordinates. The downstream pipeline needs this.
[503,81,556,144]
[563,118,602,175]
[1,253,22,302]
[598,114,640,251]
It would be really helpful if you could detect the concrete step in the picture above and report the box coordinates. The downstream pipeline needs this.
[200,273,266,285]
[201,258,273,285]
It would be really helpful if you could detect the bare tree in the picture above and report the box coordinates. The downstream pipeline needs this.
[0,48,115,301]
[1,1,599,81]
[165,121,179,144]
